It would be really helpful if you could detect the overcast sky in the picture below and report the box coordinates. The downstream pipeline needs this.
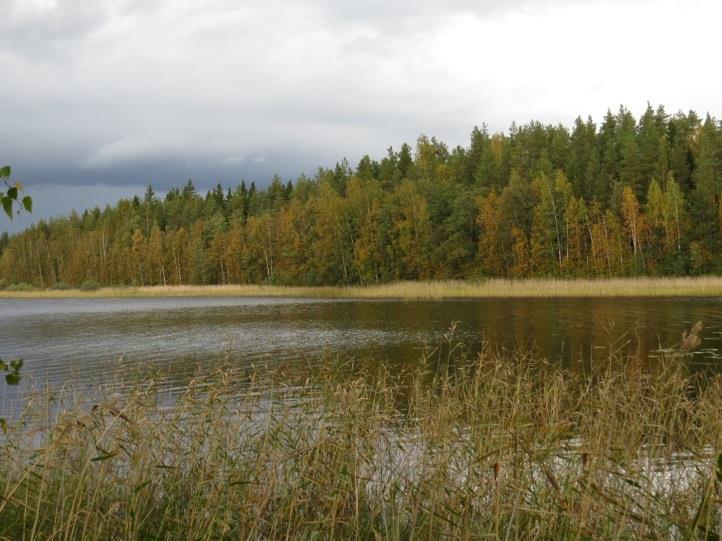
[2,0,721,232]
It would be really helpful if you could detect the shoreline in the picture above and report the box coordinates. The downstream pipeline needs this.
[2,276,722,299]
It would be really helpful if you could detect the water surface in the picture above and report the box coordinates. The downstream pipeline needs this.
[1,296,721,401]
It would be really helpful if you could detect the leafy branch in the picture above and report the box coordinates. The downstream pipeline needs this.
[0,357,23,386]
[1,164,31,434]
[1,165,32,218]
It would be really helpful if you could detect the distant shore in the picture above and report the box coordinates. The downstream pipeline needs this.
[2,277,722,299]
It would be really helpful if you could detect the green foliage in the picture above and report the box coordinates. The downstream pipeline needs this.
[0,357,22,386]
[5,282,34,291]
[1,105,722,287]
[1,163,31,412]
[0,165,32,219]
[79,279,101,291]
[687,453,722,541]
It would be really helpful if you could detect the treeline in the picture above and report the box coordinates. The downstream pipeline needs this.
[2,104,722,287]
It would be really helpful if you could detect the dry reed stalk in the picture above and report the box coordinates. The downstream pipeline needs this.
[4,276,722,299]
[1,347,721,539]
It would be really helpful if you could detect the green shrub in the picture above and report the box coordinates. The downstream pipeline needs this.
[79,280,101,291]
[51,281,72,290]
[5,282,34,292]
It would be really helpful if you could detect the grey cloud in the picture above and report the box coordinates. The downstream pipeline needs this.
[0,0,108,39]
[0,0,160,59]
[0,0,717,229]
[0,0,638,59]
[3,134,416,195]
[308,0,643,28]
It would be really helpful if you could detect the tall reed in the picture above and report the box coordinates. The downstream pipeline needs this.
[1,346,721,539]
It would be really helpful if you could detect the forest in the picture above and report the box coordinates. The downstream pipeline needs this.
[1,104,721,288]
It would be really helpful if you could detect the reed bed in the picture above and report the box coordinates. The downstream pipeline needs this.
[4,276,722,299]
[1,346,722,540]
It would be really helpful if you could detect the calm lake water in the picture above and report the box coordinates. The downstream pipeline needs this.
[1,296,721,402]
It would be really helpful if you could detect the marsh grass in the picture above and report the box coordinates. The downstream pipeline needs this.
[1,345,722,540]
[5,276,722,299]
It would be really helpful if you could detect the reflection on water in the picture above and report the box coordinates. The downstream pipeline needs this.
[1,296,721,402]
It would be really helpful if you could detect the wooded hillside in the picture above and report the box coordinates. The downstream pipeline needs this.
[2,105,721,287]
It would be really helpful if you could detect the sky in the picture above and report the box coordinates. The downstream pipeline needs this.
[2,0,721,232]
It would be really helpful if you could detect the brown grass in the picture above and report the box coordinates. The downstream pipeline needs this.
[4,276,722,299]
[1,344,721,539]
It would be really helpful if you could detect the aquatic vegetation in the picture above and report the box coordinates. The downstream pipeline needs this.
[682,320,704,352]
[1,344,721,540]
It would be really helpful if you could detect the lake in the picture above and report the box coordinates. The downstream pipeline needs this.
[1,295,721,403]
[2,295,722,540]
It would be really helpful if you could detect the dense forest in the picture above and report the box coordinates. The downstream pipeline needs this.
[2,104,722,287]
